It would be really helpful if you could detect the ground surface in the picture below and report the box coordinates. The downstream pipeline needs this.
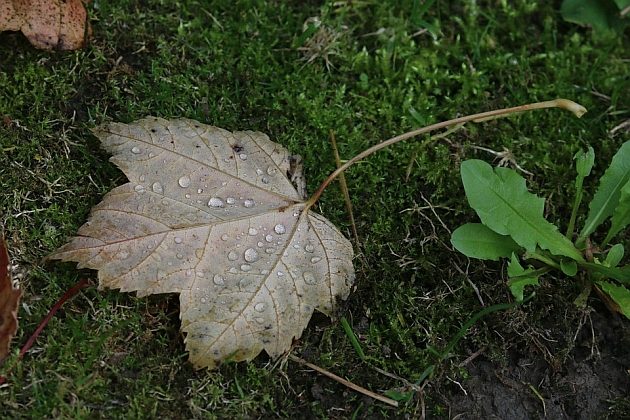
[0,1,629,418]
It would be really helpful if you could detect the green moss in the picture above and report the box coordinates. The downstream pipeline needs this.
[1,0,628,417]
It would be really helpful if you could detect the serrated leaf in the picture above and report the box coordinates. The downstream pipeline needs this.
[507,254,540,302]
[575,147,595,180]
[460,160,583,261]
[580,141,630,240]
[604,179,630,244]
[451,223,521,261]
[50,118,355,369]
[605,244,625,267]
[596,280,630,319]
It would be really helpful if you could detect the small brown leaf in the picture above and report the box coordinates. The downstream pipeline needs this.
[51,118,355,369]
[0,234,21,363]
[0,0,91,51]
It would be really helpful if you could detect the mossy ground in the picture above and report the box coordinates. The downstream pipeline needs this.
[1,1,628,418]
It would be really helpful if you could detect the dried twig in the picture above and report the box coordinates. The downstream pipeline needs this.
[288,354,399,407]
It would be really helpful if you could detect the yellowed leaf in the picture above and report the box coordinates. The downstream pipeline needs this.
[50,118,355,369]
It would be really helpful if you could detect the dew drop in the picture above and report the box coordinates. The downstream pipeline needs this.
[226,197,236,205]
[310,256,322,263]
[228,251,238,261]
[221,234,229,241]
[243,199,255,208]
[213,274,225,285]
[185,193,191,199]
[134,184,146,193]
[248,227,258,236]
[186,269,193,276]
[277,271,285,277]
[139,175,146,182]
[152,182,164,194]
[257,241,264,248]
[229,267,238,274]
[244,248,259,262]
[266,166,277,175]
[201,297,207,303]
[208,197,224,207]
[240,264,252,272]
[254,303,265,312]
[178,175,191,188]
[261,269,270,275]
[176,253,183,259]
[265,248,275,254]
[239,153,248,160]
[274,224,286,234]
[265,234,273,242]
[131,146,141,154]
[196,270,204,278]
[197,188,203,194]
[293,244,300,249]
[256,168,263,175]
[174,236,183,244]
[305,244,315,253]
[148,152,155,158]
[261,176,269,184]
[254,317,264,324]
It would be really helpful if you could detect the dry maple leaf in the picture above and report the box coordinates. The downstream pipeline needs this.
[0,234,21,363]
[0,0,90,50]
[50,118,355,369]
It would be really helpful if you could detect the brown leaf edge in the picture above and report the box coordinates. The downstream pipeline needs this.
[0,234,21,364]
[0,0,92,51]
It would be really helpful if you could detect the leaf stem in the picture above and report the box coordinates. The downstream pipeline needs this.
[304,99,586,211]
[566,175,585,239]
[524,251,561,270]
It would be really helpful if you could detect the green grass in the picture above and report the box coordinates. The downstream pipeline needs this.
[1,0,628,417]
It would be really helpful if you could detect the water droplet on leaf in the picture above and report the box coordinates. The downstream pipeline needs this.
[178,175,191,188]
[244,248,259,262]
[208,197,224,207]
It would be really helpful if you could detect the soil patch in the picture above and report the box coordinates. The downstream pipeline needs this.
[445,311,630,418]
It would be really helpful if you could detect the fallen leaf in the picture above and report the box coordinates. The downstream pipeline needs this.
[50,118,355,369]
[0,234,21,363]
[0,0,90,50]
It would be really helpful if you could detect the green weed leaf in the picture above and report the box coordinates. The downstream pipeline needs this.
[582,262,630,284]
[604,179,630,245]
[567,147,595,238]
[605,244,625,267]
[580,141,630,240]
[596,280,630,319]
[461,160,583,261]
[560,259,578,276]
[451,223,521,261]
[575,147,595,179]
[561,0,629,32]
[507,254,540,302]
